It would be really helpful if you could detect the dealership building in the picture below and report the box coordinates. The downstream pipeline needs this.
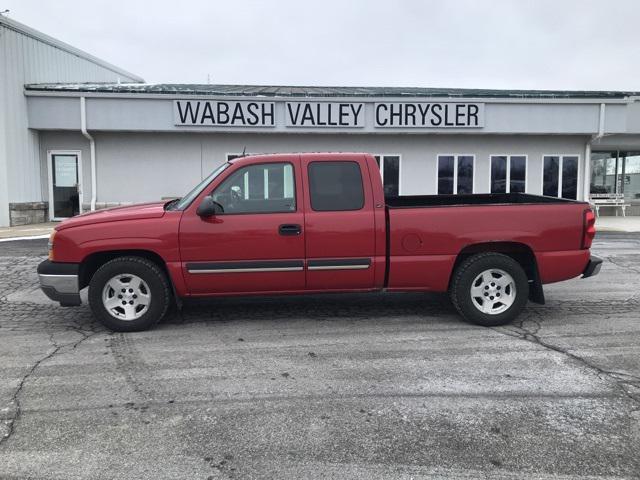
[3,15,640,226]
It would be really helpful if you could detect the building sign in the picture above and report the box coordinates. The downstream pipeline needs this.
[285,102,365,128]
[374,102,484,128]
[174,100,275,127]
[173,99,485,129]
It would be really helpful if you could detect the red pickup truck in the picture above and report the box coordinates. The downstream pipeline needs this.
[38,153,600,332]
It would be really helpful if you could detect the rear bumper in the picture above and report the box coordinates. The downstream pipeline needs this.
[582,255,603,279]
[37,260,81,306]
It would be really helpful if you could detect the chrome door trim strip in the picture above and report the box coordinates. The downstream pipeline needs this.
[307,264,370,271]
[186,258,372,273]
[307,258,371,271]
[188,266,304,274]
[186,260,304,274]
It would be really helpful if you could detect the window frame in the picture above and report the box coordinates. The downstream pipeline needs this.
[307,160,366,212]
[209,161,297,215]
[490,154,528,194]
[372,153,403,196]
[436,153,476,195]
[541,154,581,199]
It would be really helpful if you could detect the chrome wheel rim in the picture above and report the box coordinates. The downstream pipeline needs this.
[102,274,151,321]
[470,268,516,315]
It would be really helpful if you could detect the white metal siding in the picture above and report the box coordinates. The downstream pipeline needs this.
[0,22,141,225]
[46,131,585,205]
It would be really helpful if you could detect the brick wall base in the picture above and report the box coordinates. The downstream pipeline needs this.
[9,202,49,226]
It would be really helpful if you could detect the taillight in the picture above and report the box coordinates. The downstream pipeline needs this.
[582,209,596,249]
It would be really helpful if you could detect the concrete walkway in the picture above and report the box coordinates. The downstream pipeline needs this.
[0,222,56,241]
[595,216,640,232]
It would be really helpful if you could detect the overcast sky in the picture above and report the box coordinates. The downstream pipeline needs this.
[2,0,640,91]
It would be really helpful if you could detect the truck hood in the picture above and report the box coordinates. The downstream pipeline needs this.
[55,202,167,230]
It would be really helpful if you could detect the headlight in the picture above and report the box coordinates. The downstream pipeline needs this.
[48,231,56,261]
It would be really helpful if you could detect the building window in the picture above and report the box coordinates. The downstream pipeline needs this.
[308,161,364,211]
[543,155,579,199]
[373,155,401,196]
[490,155,527,193]
[437,155,474,194]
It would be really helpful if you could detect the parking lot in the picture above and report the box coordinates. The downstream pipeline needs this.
[0,234,639,479]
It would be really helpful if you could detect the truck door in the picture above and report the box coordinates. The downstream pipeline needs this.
[179,156,305,295]
[301,154,377,290]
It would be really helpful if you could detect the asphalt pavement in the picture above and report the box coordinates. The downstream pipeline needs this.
[0,234,639,479]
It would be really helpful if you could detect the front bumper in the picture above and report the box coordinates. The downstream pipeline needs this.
[37,260,81,306]
[582,255,603,279]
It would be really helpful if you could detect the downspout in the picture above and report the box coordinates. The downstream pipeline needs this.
[80,96,97,211]
[583,103,606,201]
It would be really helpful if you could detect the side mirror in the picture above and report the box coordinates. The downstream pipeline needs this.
[196,196,224,217]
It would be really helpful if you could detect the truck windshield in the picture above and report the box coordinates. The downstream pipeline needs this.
[166,163,230,211]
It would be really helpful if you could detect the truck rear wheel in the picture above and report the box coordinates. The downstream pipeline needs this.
[88,256,171,332]
[450,253,529,327]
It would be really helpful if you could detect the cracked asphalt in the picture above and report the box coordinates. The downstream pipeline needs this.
[0,234,639,479]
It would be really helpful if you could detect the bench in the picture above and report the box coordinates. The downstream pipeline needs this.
[590,193,630,217]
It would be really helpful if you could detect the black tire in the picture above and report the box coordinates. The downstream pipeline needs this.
[449,253,529,327]
[88,256,171,332]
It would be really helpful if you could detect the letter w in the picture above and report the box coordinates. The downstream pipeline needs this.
[176,101,200,124]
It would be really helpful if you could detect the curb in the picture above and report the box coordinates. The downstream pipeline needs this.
[0,234,51,242]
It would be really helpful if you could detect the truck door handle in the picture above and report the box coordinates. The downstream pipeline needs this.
[279,224,302,236]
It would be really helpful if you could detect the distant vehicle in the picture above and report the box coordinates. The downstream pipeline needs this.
[38,153,600,331]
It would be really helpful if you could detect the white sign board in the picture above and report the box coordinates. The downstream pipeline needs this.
[374,102,484,128]
[173,99,485,130]
[285,102,365,128]
[53,155,77,187]
[174,100,275,127]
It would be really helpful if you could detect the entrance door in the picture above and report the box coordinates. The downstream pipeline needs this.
[591,151,640,202]
[48,151,82,220]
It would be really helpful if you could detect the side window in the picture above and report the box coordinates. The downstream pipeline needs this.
[562,156,578,199]
[490,156,508,193]
[543,156,560,197]
[211,163,296,214]
[373,155,401,196]
[491,155,527,194]
[308,161,365,211]
[437,155,474,194]
[437,155,455,194]
[543,155,578,199]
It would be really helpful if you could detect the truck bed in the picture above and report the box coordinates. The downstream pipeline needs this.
[386,193,579,208]
[384,192,590,292]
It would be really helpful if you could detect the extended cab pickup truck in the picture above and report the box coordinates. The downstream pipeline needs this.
[38,153,601,332]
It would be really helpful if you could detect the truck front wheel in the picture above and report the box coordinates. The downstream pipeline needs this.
[88,256,171,332]
[450,253,529,327]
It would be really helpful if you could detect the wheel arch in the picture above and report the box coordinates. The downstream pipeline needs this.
[449,241,544,304]
[79,250,174,296]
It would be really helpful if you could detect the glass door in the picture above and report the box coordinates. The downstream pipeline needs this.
[619,152,640,202]
[590,152,617,194]
[49,152,81,220]
[591,151,640,202]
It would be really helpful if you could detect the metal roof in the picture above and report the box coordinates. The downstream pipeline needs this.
[24,83,640,99]
[0,15,144,83]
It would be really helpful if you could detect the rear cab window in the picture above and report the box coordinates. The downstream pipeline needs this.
[308,161,365,211]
